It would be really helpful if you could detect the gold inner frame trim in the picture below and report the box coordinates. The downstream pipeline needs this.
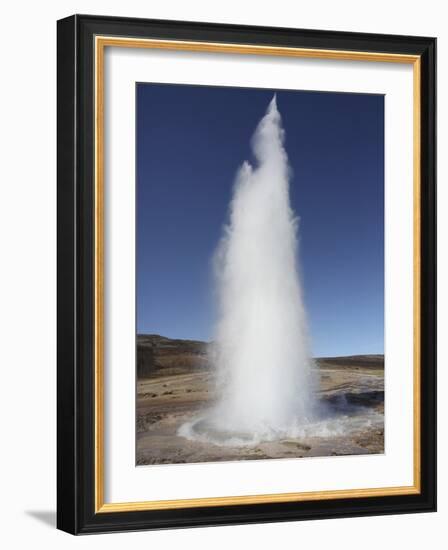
[94,35,421,513]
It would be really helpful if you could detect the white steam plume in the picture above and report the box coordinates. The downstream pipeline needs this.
[181,95,316,444]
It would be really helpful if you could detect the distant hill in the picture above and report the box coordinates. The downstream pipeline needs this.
[317,355,384,370]
[137,334,209,378]
[136,334,384,379]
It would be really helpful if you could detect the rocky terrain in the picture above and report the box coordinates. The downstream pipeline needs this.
[136,335,384,465]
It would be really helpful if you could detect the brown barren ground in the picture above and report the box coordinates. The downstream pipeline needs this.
[136,335,384,465]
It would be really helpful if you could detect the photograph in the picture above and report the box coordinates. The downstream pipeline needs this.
[136,83,385,466]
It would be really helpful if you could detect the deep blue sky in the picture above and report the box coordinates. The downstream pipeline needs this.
[136,84,384,357]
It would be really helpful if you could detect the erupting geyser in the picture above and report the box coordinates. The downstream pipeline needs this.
[181,95,316,445]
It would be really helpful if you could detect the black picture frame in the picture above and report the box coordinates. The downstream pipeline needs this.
[57,14,436,535]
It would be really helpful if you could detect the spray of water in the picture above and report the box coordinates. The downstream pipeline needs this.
[180,95,317,444]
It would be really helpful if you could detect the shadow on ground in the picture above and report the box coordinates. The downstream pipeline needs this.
[25,510,56,528]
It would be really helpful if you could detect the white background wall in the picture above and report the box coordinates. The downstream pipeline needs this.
[0,1,444,547]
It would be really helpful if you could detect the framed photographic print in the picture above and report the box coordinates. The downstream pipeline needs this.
[57,14,436,534]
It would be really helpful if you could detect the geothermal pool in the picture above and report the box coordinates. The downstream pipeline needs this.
[136,340,384,466]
